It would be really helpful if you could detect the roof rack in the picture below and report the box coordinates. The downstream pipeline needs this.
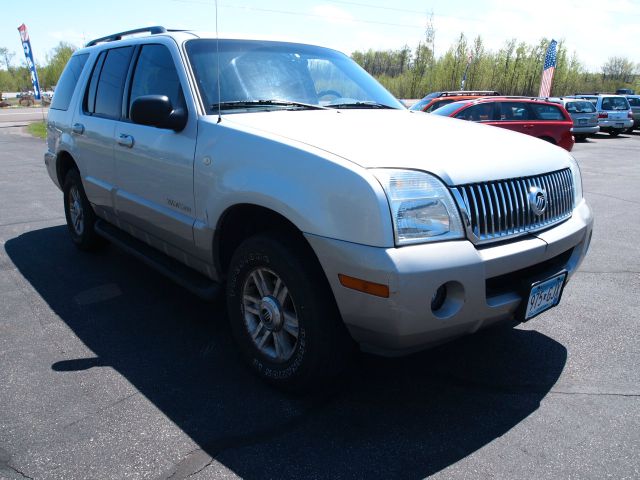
[86,26,167,47]
[573,92,600,96]
[439,90,501,97]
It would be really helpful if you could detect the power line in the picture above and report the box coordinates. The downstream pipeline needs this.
[171,0,426,29]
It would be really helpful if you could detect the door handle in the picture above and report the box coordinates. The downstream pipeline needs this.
[71,123,84,134]
[117,134,134,148]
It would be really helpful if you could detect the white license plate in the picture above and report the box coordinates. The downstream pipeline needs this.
[615,123,623,128]
[525,272,567,320]
[578,119,587,125]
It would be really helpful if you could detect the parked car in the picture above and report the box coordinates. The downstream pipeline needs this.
[546,97,599,141]
[45,27,593,390]
[571,94,633,136]
[409,90,501,113]
[432,97,575,151]
[624,95,640,131]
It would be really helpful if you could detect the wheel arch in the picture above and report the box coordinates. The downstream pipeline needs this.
[56,150,79,187]
[213,203,320,278]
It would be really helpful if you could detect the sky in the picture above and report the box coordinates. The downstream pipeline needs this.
[2,0,639,71]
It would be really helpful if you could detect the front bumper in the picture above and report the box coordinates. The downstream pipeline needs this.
[306,200,593,355]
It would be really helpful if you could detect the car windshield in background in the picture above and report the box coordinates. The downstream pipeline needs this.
[185,39,405,113]
[601,97,630,110]
[565,101,596,113]
[430,101,472,116]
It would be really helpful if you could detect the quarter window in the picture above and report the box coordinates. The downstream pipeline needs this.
[50,54,89,111]
[128,44,185,115]
[531,104,565,120]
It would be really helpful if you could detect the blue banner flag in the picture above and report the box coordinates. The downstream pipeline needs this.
[17,23,42,100]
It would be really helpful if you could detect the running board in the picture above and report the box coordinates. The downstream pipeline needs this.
[94,220,220,301]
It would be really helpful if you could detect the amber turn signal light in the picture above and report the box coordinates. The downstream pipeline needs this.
[338,274,389,298]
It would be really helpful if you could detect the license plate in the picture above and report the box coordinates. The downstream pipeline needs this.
[578,119,587,125]
[615,123,623,128]
[524,272,566,320]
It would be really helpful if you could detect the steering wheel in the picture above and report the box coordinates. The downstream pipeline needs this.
[317,90,342,100]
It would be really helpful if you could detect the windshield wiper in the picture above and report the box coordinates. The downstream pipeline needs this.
[325,101,396,109]
[211,100,329,111]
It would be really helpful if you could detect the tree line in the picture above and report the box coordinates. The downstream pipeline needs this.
[0,42,74,93]
[0,34,637,99]
[352,32,639,99]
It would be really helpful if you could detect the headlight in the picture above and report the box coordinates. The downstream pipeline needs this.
[372,169,464,245]
[568,155,583,207]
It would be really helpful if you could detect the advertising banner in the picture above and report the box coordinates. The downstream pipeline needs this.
[17,23,42,100]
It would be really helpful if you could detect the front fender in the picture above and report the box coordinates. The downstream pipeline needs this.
[194,118,394,248]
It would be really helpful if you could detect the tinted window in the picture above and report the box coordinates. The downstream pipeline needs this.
[408,97,431,111]
[498,102,532,120]
[628,97,640,107]
[454,103,495,121]
[601,97,630,111]
[50,54,89,111]
[93,47,134,119]
[129,44,185,114]
[565,101,596,113]
[531,104,565,120]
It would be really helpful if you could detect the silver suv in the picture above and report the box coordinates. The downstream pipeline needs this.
[547,97,599,141]
[45,27,593,389]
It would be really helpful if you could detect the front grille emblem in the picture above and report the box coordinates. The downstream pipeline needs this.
[529,187,547,216]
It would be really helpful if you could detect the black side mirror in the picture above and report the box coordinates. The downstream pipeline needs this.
[130,95,187,132]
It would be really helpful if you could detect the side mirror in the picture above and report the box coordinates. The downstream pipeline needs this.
[130,95,187,132]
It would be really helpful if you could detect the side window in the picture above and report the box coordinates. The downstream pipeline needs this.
[531,104,565,120]
[50,54,89,111]
[85,46,134,119]
[498,102,532,121]
[426,99,453,112]
[128,44,185,114]
[454,103,494,122]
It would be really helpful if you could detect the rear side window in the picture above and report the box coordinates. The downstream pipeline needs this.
[531,104,565,120]
[50,54,89,111]
[128,44,185,115]
[601,97,630,111]
[84,46,134,119]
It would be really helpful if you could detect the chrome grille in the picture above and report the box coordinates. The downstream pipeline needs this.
[452,169,574,245]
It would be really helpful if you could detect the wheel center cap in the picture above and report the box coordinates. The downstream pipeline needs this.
[259,296,283,331]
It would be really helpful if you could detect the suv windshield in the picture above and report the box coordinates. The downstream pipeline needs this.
[601,97,630,110]
[186,39,404,113]
[565,101,596,113]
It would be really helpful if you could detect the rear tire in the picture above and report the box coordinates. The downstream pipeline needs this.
[226,232,352,391]
[63,169,106,251]
[609,130,620,137]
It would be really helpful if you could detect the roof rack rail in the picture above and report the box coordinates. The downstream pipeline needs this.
[86,26,167,47]
[439,90,501,97]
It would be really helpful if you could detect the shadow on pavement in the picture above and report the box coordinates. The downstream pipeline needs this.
[6,226,567,479]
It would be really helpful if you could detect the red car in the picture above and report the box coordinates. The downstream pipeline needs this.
[431,97,575,151]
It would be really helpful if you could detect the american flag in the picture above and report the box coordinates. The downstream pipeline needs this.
[538,40,558,97]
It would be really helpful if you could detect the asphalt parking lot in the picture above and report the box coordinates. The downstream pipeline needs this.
[0,125,638,480]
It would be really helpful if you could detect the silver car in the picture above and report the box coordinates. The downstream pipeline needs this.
[572,94,633,136]
[44,27,593,389]
[547,97,599,141]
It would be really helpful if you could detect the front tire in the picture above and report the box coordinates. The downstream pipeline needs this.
[63,169,106,251]
[226,232,352,391]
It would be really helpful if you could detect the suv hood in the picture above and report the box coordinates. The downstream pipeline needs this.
[224,109,572,185]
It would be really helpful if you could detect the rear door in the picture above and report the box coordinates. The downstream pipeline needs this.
[564,100,597,128]
[113,42,198,254]
[72,46,134,214]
